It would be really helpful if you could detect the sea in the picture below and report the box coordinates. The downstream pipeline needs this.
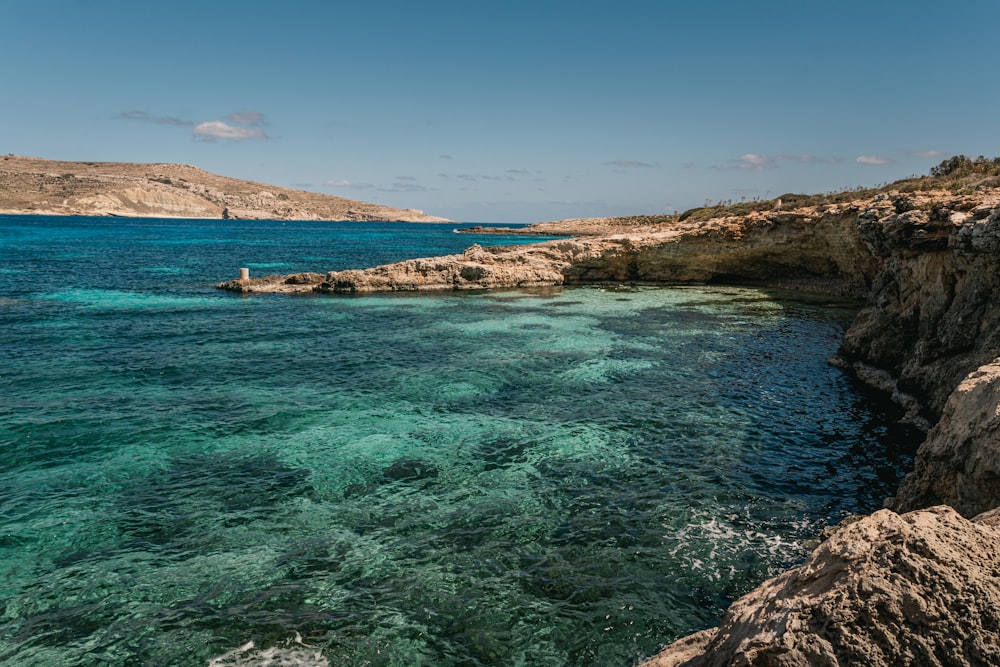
[0,215,916,666]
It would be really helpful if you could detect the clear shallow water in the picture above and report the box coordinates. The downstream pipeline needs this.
[0,215,916,666]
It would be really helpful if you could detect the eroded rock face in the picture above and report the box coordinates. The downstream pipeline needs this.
[218,206,881,296]
[888,359,1000,517]
[641,506,1000,667]
[838,194,1000,422]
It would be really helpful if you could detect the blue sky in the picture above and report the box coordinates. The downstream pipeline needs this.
[3,1,998,222]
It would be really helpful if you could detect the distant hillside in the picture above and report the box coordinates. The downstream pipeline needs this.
[0,155,451,222]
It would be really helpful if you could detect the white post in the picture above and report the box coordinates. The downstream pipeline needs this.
[240,267,250,282]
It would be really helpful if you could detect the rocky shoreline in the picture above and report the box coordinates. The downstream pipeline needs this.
[219,177,1000,666]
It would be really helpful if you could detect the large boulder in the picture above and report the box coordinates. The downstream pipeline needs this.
[641,506,1000,667]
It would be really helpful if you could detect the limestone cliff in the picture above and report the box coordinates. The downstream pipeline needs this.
[836,191,1000,424]
[0,155,451,222]
[218,203,880,296]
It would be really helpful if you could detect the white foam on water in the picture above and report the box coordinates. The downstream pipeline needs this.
[144,266,189,274]
[208,634,329,667]
[664,507,819,582]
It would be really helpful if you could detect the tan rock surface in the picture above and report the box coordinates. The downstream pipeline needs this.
[0,155,451,222]
[641,506,1000,667]
[889,359,1000,517]
[838,192,1000,422]
[218,203,881,296]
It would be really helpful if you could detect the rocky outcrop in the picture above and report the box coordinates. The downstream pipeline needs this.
[217,242,582,293]
[836,192,1000,425]
[0,155,451,222]
[218,205,880,296]
[888,358,1000,517]
[642,506,1000,667]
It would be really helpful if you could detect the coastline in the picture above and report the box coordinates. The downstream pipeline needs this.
[219,182,1000,665]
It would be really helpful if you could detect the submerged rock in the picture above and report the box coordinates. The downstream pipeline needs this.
[641,506,1000,667]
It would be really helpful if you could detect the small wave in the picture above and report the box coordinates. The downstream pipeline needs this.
[208,634,328,667]
[664,508,820,582]
[144,266,189,274]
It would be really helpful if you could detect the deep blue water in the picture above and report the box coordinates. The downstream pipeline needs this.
[0,215,915,666]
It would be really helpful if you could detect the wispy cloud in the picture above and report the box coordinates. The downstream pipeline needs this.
[374,176,438,193]
[856,155,893,165]
[117,108,270,141]
[778,154,840,165]
[714,153,840,171]
[910,150,944,159]
[323,179,373,189]
[438,172,516,183]
[715,154,777,171]
[379,182,437,193]
[115,110,193,126]
[192,110,269,141]
[609,160,656,168]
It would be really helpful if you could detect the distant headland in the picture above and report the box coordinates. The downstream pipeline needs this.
[0,154,451,222]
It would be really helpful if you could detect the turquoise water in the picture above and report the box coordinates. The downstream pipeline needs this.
[0,216,915,666]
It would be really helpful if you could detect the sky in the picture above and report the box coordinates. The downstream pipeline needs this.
[2,1,999,223]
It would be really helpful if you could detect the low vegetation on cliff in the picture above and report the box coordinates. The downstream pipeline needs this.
[646,155,1000,227]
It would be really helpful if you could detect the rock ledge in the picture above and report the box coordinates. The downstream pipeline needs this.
[643,506,1000,667]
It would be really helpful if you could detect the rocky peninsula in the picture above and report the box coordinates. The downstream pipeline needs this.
[219,157,1000,666]
[0,155,450,222]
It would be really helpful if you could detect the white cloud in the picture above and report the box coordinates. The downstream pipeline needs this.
[778,153,840,165]
[713,153,842,171]
[912,150,944,159]
[856,155,893,165]
[716,154,777,171]
[193,120,267,141]
[323,179,373,189]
